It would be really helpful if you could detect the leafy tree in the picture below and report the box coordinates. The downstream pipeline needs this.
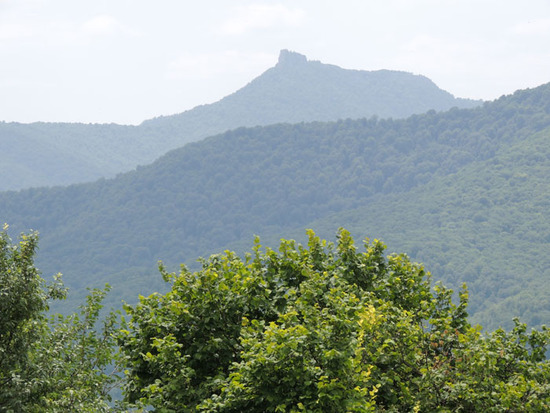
[26,286,131,412]
[0,227,132,412]
[0,226,64,410]
[121,229,550,411]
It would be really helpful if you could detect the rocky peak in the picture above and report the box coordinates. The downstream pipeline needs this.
[277,50,308,67]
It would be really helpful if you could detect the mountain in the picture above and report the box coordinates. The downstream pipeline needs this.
[1,82,548,330]
[0,122,140,190]
[144,49,479,131]
[0,50,479,191]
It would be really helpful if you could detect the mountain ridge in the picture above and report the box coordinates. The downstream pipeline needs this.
[146,50,479,127]
[1,50,480,191]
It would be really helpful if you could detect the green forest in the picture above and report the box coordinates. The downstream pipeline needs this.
[3,228,550,411]
[1,81,549,329]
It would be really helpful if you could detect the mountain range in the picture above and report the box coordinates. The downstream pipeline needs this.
[1,74,549,330]
[1,50,479,191]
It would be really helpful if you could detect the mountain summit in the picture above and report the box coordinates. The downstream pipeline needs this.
[1,50,480,191]
[276,49,308,66]
[145,49,480,129]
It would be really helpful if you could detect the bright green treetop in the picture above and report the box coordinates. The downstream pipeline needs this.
[3,226,550,411]
[121,229,550,412]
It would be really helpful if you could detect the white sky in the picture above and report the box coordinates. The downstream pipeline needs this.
[1,0,549,125]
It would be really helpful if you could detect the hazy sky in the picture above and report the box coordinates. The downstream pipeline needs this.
[1,0,549,125]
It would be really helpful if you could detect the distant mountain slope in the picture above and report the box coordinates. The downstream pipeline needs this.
[0,122,142,190]
[1,82,548,327]
[1,50,479,191]
[144,50,479,131]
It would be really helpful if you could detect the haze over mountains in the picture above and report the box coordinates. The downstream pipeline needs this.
[1,50,479,192]
[1,63,549,331]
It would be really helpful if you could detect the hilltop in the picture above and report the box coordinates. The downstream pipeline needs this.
[145,50,479,129]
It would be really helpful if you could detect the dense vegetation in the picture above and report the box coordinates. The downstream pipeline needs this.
[0,228,124,411]
[0,122,142,190]
[304,125,550,329]
[0,50,478,191]
[3,228,550,412]
[1,82,549,328]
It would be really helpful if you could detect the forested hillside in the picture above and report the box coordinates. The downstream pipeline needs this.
[1,50,479,191]
[1,83,548,328]
[0,122,141,190]
[294,126,550,330]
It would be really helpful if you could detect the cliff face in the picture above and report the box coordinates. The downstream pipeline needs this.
[276,49,308,67]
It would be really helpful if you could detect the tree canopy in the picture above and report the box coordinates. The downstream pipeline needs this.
[2,227,550,411]
[0,227,126,412]
[120,229,550,412]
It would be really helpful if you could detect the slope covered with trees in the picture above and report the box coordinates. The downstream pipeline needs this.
[0,82,548,327]
[0,50,479,191]
[0,122,142,190]
[300,124,550,330]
